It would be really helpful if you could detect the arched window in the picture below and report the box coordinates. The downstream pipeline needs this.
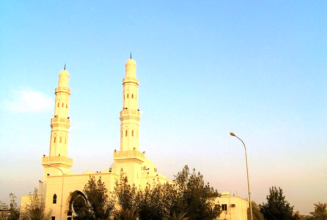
[143,166,146,170]
[132,94,134,99]
[125,130,128,136]
[132,130,134,137]
[54,137,56,143]
[57,102,59,107]
[127,94,129,98]
[53,194,57,204]
[62,103,64,107]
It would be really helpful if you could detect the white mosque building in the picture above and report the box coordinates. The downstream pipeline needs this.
[21,57,249,220]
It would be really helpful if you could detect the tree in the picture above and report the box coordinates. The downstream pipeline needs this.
[20,189,51,220]
[259,186,295,220]
[310,202,327,220]
[72,176,114,220]
[113,208,139,220]
[8,193,20,220]
[248,201,264,220]
[164,212,190,220]
[172,165,220,220]
[112,174,138,211]
[0,200,9,220]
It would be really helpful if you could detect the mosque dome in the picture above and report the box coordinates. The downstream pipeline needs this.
[142,157,156,171]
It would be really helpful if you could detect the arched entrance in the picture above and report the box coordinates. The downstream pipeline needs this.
[67,191,87,220]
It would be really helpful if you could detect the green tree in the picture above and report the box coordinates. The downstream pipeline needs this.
[113,208,139,220]
[259,186,295,220]
[172,165,220,220]
[248,201,264,220]
[20,189,51,220]
[112,174,138,210]
[164,212,190,220]
[310,202,327,220]
[0,200,9,220]
[72,176,114,220]
[8,193,20,220]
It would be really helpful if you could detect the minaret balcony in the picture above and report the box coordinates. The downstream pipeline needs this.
[122,77,139,85]
[51,117,70,128]
[119,109,141,121]
[114,150,145,162]
[42,155,73,166]
[55,87,71,94]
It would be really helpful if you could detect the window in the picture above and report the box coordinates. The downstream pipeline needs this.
[127,94,129,98]
[53,194,57,204]
[125,130,128,136]
[52,217,55,220]
[66,104,68,108]
[57,103,59,107]
[60,137,62,143]
[143,166,146,170]
[132,130,134,136]
[54,137,56,143]
[131,94,134,99]
[222,204,227,211]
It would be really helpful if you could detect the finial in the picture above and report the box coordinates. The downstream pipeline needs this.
[64,64,66,70]
[130,52,132,59]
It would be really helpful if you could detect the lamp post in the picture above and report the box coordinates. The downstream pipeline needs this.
[230,132,253,220]
[48,165,65,220]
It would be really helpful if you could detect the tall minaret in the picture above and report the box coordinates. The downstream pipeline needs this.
[41,66,73,203]
[49,66,71,157]
[42,66,73,168]
[119,55,141,151]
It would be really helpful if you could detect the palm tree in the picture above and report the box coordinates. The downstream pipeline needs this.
[310,202,327,220]
[163,212,189,220]
[113,208,139,220]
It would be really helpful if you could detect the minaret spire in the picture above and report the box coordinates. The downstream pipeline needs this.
[64,63,66,70]
[130,52,132,59]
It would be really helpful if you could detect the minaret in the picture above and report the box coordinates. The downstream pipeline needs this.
[119,55,141,151]
[42,66,73,174]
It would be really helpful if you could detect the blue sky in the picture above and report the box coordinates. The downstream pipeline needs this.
[0,0,326,215]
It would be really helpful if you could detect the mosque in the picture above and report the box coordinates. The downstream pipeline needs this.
[20,57,249,220]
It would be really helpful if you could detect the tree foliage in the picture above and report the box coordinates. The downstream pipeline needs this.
[310,202,327,220]
[72,176,114,220]
[113,208,139,220]
[248,201,264,220]
[20,189,51,220]
[259,186,295,220]
[113,165,220,220]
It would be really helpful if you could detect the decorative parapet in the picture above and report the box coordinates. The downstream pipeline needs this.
[42,156,73,166]
[55,87,71,94]
[114,150,145,162]
[122,77,139,85]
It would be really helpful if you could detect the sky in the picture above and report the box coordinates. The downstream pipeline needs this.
[0,0,326,215]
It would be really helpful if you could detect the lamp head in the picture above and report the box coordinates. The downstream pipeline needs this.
[230,132,236,136]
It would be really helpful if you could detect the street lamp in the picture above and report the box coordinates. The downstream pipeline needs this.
[230,132,253,220]
[48,165,65,220]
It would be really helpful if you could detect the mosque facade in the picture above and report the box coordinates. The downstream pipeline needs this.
[20,58,248,220]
